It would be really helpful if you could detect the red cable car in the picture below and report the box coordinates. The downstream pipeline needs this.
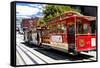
[39,11,96,54]
[23,11,96,55]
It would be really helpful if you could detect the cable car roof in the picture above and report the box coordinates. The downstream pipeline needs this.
[82,16,96,21]
[48,11,96,23]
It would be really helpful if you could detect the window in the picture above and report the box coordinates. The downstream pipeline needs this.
[77,21,82,34]
[90,21,96,34]
[77,20,90,34]
[57,23,61,33]
[68,24,75,34]
[61,22,67,33]
[83,23,89,34]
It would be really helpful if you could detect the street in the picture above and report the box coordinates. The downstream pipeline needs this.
[16,33,97,65]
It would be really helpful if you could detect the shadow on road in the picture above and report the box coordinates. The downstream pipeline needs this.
[35,49,94,61]
[21,42,95,61]
[21,42,39,48]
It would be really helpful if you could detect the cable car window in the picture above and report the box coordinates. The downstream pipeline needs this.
[61,22,66,33]
[57,23,61,33]
[77,21,82,34]
[90,21,96,34]
[83,23,89,34]
[68,24,75,34]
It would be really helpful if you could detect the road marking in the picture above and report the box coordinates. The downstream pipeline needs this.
[18,46,39,64]
[20,44,61,63]
[16,50,26,65]
[18,45,46,64]
[17,46,34,65]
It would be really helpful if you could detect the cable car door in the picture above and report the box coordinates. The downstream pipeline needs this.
[67,23,75,52]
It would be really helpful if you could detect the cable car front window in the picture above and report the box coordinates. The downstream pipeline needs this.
[90,20,96,34]
[83,23,89,34]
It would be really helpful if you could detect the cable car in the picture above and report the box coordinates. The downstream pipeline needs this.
[39,11,96,54]
[23,11,96,55]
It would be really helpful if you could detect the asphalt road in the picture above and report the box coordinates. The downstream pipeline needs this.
[16,33,97,65]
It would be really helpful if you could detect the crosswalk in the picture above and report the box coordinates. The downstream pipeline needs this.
[16,43,72,65]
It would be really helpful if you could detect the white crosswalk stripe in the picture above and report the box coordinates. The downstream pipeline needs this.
[16,50,25,65]
[18,45,46,64]
[20,44,57,63]
[17,45,34,65]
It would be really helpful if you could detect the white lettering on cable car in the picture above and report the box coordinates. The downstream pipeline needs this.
[51,35,62,43]
[91,38,96,46]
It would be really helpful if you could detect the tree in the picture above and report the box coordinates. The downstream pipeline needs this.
[43,5,81,23]
[37,18,46,27]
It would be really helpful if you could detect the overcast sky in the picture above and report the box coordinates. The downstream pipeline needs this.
[16,3,45,19]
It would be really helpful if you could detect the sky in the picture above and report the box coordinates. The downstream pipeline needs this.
[16,3,45,19]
